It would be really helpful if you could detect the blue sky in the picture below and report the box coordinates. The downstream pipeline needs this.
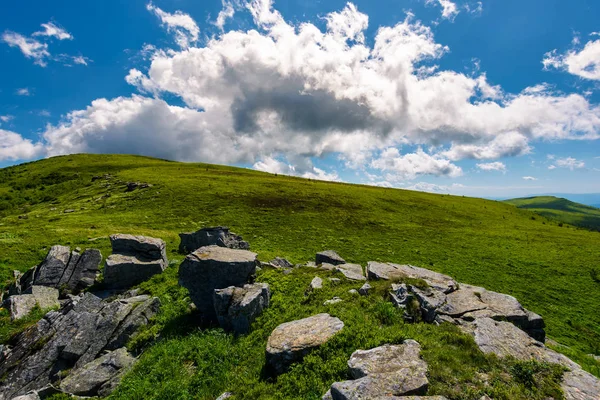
[1,0,600,198]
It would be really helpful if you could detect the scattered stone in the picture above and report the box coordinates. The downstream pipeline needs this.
[348,289,358,295]
[304,261,317,268]
[6,286,59,320]
[319,263,337,271]
[335,264,366,281]
[64,209,75,214]
[59,347,136,397]
[390,283,411,308]
[270,257,293,269]
[179,246,258,321]
[316,250,346,266]
[324,297,343,305]
[214,283,270,334]
[125,182,152,192]
[216,392,233,400]
[104,234,168,289]
[0,293,159,399]
[328,340,429,399]
[178,227,249,254]
[310,276,323,290]
[328,278,341,285]
[266,313,344,375]
[358,283,371,296]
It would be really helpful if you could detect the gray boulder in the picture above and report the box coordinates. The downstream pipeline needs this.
[32,245,71,287]
[178,227,249,254]
[103,234,168,289]
[214,283,270,334]
[270,257,293,269]
[179,246,258,321]
[324,297,343,305]
[329,340,428,400]
[59,347,136,397]
[266,313,344,375]
[216,392,234,400]
[310,276,323,290]
[358,283,371,296]
[367,262,457,293]
[335,264,366,281]
[7,286,59,320]
[316,251,346,266]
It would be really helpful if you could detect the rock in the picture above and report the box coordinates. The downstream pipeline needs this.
[7,270,23,296]
[103,234,168,289]
[324,297,343,305]
[438,286,486,318]
[57,249,102,295]
[335,264,366,281]
[358,283,371,296]
[462,317,600,400]
[410,286,446,323]
[7,286,59,320]
[213,283,270,334]
[319,263,337,271]
[316,251,346,266]
[270,257,293,269]
[348,289,358,295]
[216,392,234,400]
[64,209,75,213]
[179,246,258,321]
[33,245,71,287]
[178,227,250,254]
[367,262,457,293]
[59,347,136,397]
[390,283,411,308]
[310,276,323,290]
[11,393,41,400]
[322,389,333,400]
[0,292,159,399]
[329,340,428,400]
[328,278,341,285]
[304,261,317,268]
[266,313,344,375]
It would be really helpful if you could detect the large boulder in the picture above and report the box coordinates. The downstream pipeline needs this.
[328,340,429,400]
[0,293,159,399]
[266,313,344,375]
[179,246,258,320]
[6,286,59,320]
[213,283,270,334]
[335,264,366,281]
[59,347,136,397]
[316,251,346,266]
[178,227,249,254]
[103,234,168,289]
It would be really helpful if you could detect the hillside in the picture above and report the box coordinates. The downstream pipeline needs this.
[1,154,599,399]
[505,196,600,231]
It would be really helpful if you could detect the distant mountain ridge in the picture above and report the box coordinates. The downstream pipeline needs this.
[504,196,600,231]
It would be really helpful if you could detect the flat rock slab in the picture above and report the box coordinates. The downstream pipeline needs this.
[367,262,456,293]
[179,246,258,321]
[329,340,428,400]
[266,313,344,375]
[316,251,346,266]
[310,277,323,290]
[335,264,366,281]
[104,254,166,289]
[110,234,167,261]
[7,286,59,320]
[214,283,270,334]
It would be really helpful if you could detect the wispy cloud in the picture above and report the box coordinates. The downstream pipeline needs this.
[549,157,585,170]
[2,31,50,66]
[476,161,507,172]
[32,22,73,40]
[522,176,538,181]
[147,2,199,48]
[16,88,31,96]
[0,115,15,123]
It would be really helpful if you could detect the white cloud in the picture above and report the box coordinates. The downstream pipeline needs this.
[548,165,557,170]
[371,147,462,180]
[0,115,14,123]
[0,129,44,161]
[72,55,91,65]
[2,31,49,66]
[543,39,600,80]
[522,176,537,181]
[443,132,531,161]
[38,110,51,117]
[426,0,459,21]
[147,2,199,48]
[405,182,464,193]
[476,161,506,172]
[32,22,73,40]
[301,167,341,182]
[16,88,31,96]
[464,2,483,15]
[214,0,237,31]
[253,156,295,174]
[550,157,585,170]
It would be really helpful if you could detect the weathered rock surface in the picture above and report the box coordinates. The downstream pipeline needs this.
[367,262,457,293]
[59,347,136,397]
[316,251,346,266]
[4,246,102,300]
[104,234,168,289]
[310,276,323,290]
[335,264,366,281]
[462,317,600,400]
[269,257,293,269]
[0,293,159,399]
[178,227,249,254]
[214,283,270,334]
[179,246,258,320]
[328,340,429,400]
[266,313,344,375]
[6,286,59,320]
[358,283,371,296]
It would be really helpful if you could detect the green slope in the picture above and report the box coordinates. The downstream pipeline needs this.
[1,154,599,399]
[505,196,600,231]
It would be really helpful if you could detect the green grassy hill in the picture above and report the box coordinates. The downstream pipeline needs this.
[505,196,600,232]
[1,154,599,399]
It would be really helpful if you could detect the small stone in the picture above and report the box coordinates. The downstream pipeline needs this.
[310,276,323,290]
[316,250,346,266]
[216,392,233,400]
[270,257,293,269]
[324,297,343,305]
[358,283,371,296]
[328,278,341,285]
[348,289,358,295]
[319,263,337,271]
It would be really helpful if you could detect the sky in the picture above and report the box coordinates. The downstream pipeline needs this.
[1,0,600,198]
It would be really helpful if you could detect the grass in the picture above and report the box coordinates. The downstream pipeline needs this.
[0,153,598,398]
[505,196,600,232]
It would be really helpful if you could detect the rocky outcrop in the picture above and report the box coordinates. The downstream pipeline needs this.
[316,251,346,266]
[213,283,270,334]
[335,263,366,281]
[0,293,159,399]
[368,262,457,293]
[327,340,429,400]
[266,313,344,375]
[179,246,258,321]
[6,286,59,320]
[461,318,600,400]
[178,227,249,254]
[103,234,168,289]
[4,246,102,299]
